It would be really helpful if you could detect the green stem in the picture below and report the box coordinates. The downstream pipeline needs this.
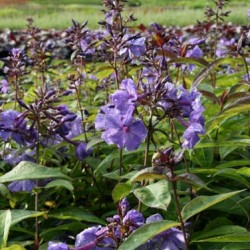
[119,148,123,176]
[171,174,189,250]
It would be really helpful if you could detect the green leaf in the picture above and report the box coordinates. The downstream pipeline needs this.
[236,167,250,178]
[118,220,180,250]
[95,146,151,176]
[86,136,104,150]
[214,169,250,188]
[197,138,250,148]
[216,160,250,169]
[133,180,171,211]
[45,179,74,192]
[190,147,214,168]
[192,225,247,242]
[1,245,26,250]
[40,221,84,237]
[0,161,70,183]
[130,167,169,182]
[169,57,209,67]
[221,243,250,250]
[49,208,105,225]
[209,104,250,131]
[175,173,206,187]
[194,232,250,242]
[192,57,243,88]
[6,210,45,226]
[112,183,132,203]
[0,184,12,200]
[0,210,11,248]
[181,190,245,221]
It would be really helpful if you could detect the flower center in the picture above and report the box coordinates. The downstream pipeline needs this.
[122,126,129,132]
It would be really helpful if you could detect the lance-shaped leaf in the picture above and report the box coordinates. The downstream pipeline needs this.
[193,232,250,242]
[0,210,11,248]
[45,179,74,193]
[191,225,247,242]
[0,161,70,183]
[112,183,132,203]
[0,210,45,226]
[118,220,180,250]
[192,57,243,88]
[133,180,171,211]
[169,57,209,68]
[1,244,26,250]
[181,190,245,221]
[130,167,170,183]
[174,173,206,188]
[86,136,104,150]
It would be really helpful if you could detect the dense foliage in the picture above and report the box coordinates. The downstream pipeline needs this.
[0,0,249,249]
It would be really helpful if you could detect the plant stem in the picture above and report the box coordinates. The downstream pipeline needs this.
[119,148,123,176]
[171,174,189,250]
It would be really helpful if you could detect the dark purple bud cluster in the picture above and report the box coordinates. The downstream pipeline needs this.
[48,198,186,250]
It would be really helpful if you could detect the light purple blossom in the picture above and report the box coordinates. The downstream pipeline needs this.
[0,79,8,93]
[119,36,146,59]
[123,209,145,228]
[182,123,205,149]
[100,107,147,151]
[111,78,138,111]
[75,143,93,161]
[138,213,186,250]
[75,226,115,250]
[48,241,70,250]
[8,180,36,193]
[248,9,250,19]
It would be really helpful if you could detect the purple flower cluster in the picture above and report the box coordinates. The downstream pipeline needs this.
[95,79,147,151]
[48,198,186,250]
[0,101,91,193]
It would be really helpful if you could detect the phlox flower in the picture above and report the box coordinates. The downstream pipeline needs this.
[75,142,93,161]
[138,213,186,250]
[110,78,138,111]
[8,180,36,193]
[75,226,115,250]
[48,241,69,250]
[182,123,205,149]
[99,107,147,151]
[0,79,8,93]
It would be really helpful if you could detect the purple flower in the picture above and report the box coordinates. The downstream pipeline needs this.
[178,87,202,117]
[248,9,250,19]
[0,79,8,93]
[0,110,31,145]
[111,78,138,111]
[75,143,93,161]
[120,36,146,59]
[8,180,36,193]
[186,45,203,59]
[75,226,115,250]
[123,209,145,229]
[100,107,147,151]
[48,241,69,250]
[185,45,203,71]
[139,213,186,250]
[119,198,129,217]
[182,123,205,149]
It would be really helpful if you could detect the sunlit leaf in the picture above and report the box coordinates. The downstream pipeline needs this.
[45,180,74,192]
[0,210,11,248]
[112,183,132,203]
[0,161,70,183]
[181,190,245,221]
[192,225,247,242]
[133,180,171,211]
[118,220,180,250]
